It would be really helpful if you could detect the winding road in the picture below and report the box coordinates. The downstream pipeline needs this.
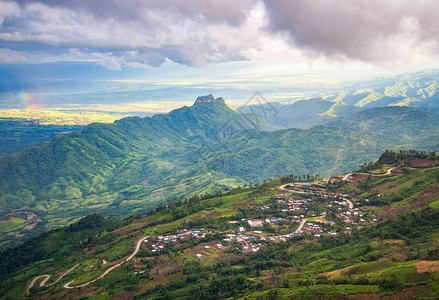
[27,236,148,293]
[26,263,80,293]
[343,167,396,181]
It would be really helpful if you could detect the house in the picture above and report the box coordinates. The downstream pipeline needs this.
[196,254,202,259]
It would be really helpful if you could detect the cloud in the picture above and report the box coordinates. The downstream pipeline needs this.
[0,1,20,25]
[263,0,439,66]
[0,0,261,68]
[0,0,439,69]
[0,47,122,70]
[0,47,30,63]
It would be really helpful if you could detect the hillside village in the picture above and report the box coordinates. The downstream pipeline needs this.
[139,178,382,258]
[7,154,439,300]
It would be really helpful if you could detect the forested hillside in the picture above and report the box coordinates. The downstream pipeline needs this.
[1,98,439,249]
[1,151,439,299]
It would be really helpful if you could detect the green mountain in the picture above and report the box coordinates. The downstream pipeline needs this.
[238,98,360,129]
[1,151,439,299]
[327,106,439,145]
[329,69,439,112]
[1,98,439,249]
[241,70,439,130]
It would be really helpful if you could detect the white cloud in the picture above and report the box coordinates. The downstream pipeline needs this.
[0,48,30,63]
[0,47,123,70]
[0,1,20,25]
[0,0,439,69]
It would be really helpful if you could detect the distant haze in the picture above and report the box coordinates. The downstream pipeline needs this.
[1,1,439,109]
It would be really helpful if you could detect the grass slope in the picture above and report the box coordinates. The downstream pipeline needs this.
[1,153,439,299]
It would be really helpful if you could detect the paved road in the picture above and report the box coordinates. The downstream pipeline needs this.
[374,167,395,176]
[64,236,148,289]
[27,275,50,293]
[279,183,294,191]
[345,199,353,209]
[342,173,352,181]
[343,167,396,181]
[27,236,148,292]
[294,218,308,234]
[27,263,80,293]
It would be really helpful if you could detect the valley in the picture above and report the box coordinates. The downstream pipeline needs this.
[1,96,439,249]
[1,151,439,299]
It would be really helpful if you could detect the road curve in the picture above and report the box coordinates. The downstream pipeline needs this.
[343,167,396,181]
[27,236,147,292]
[26,263,80,293]
[27,275,50,293]
[373,167,395,176]
[342,173,352,181]
[279,183,294,191]
[64,236,148,289]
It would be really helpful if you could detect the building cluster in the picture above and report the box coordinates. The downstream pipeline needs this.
[140,181,380,259]
[142,228,215,252]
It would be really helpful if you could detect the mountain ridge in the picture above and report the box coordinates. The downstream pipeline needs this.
[1,98,439,249]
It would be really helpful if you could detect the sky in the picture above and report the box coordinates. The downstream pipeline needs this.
[1,0,439,110]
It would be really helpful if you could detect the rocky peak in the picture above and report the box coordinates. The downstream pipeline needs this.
[194,94,226,105]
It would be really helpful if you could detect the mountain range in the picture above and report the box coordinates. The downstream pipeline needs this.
[240,69,439,129]
[1,93,439,249]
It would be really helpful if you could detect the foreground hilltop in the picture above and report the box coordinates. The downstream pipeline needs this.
[1,150,439,299]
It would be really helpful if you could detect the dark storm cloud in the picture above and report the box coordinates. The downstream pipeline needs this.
[263,0,439,63]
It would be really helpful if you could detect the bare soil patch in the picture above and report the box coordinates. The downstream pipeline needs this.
[232,198,256,207]
[377,206,409,220]
[378,184,439,220]
[110,291,133,300]
[348,174,369,184]
[347,286,424,300]
[415,261,439,273]
[411,184,439,207]
[410,159,438,168]
[324,268,344,277]
[150,259,183,277]
[382,251,406,262]
[372,182,396,191]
